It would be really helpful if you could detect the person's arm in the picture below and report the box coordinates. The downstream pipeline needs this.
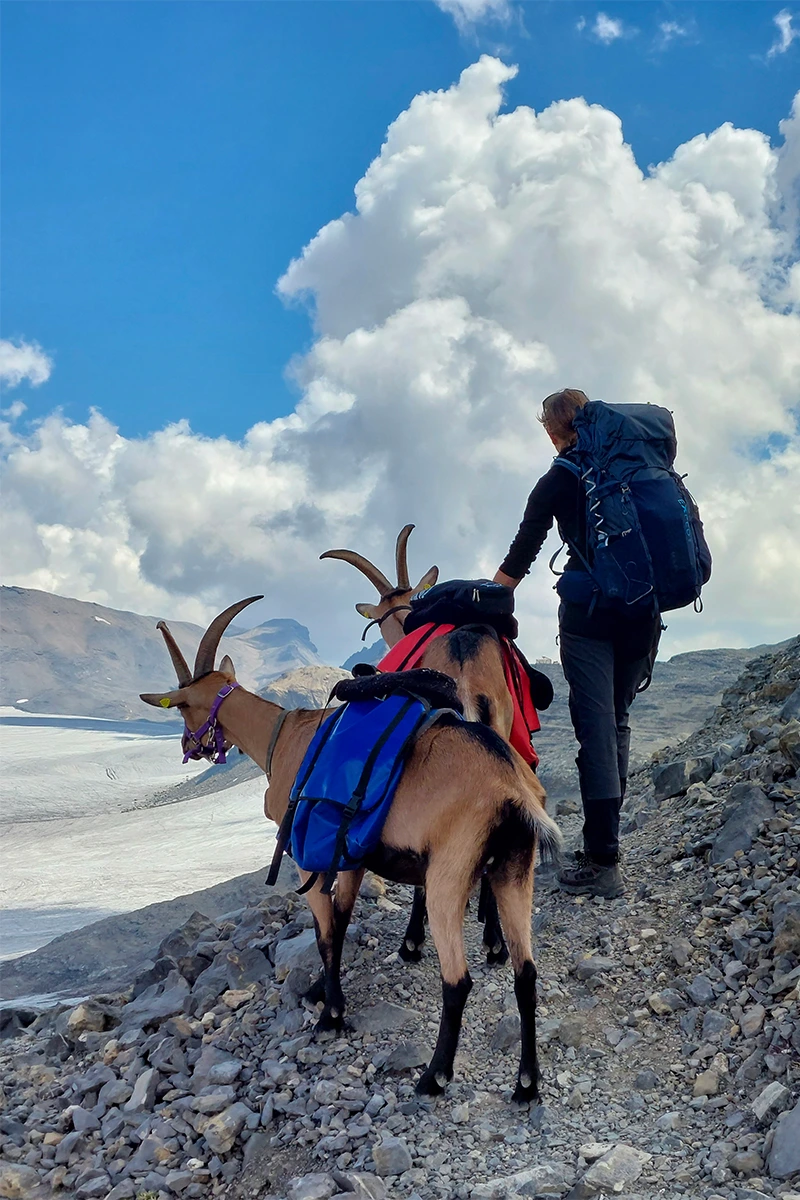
[495,468,562,585]
[493,568,521,589]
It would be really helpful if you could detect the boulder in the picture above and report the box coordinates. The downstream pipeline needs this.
[0,1161,51,1198]
[471,1161,574,1198]
[709,783,772,864]
[371,1137,412,1177]
[768,1099,800,1178]
[199,1101,252,1154]
[653,755,714,802]
[273,930,320,981]
[286,1175,338,1200]
[779,686,800,722]
[566,1144,651,1199]
[778,719,800,768]
[351,1001,416,1034]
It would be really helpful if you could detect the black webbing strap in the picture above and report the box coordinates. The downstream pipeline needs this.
[319,700,462,895]
[396,623,440,671]
[265,706,346,888]
[265,710,289,781]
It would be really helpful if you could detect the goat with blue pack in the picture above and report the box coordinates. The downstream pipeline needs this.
[142,600,563,1103]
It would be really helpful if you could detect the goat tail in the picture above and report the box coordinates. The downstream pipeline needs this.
[511,767,564,867]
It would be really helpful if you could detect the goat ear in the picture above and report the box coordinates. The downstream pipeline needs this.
[218,654,236,679]
[356,602,377,619]
[413,565,439,593]
[140,689,185,709]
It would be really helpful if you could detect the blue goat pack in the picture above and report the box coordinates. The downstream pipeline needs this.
[287,693,440,890]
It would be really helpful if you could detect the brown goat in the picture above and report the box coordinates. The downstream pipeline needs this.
[141,597,561,1101]
[322,525,517,962]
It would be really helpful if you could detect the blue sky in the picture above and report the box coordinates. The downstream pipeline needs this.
[3,1,799,440]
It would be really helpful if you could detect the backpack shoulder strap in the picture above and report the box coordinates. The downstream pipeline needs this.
[552,455,581,477]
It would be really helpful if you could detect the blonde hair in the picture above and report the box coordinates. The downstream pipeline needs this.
[538,388,590,447]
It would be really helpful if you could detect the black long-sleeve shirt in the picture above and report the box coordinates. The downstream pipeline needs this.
[500,460,586,581]
[501,458,660,653]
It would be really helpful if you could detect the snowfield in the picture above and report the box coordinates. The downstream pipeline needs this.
[0,709,275,959]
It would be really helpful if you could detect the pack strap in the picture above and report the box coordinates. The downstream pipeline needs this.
[265,710,289,781]
[265,706,346,888]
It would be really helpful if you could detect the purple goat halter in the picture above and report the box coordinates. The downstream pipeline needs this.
[182,682,240,765]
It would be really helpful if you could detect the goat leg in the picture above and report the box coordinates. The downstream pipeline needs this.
[416,868,472,1095]
[304,868,364,1032]
[478,876,509,966]
[399,886,427,962]
[490,866,540,1103]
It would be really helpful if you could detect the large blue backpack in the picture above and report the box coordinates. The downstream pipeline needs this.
[553,401,712,615]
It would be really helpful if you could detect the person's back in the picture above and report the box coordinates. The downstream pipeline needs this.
[495,388,709,897]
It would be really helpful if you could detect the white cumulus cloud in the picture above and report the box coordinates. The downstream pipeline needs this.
[432,0,511,32]
[2,59,799,664]
[768,9,799,56]
[0,339,53,389]
[592,13,627,43]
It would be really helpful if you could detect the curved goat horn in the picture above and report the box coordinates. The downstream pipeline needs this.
[157,620,192,687]
[395,524,415,590]
[319,549,392,596]
[193,596,264,678]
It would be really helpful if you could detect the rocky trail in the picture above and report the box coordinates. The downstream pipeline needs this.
[0,639,798,1200]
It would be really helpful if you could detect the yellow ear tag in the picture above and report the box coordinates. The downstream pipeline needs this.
[159,697,171,708]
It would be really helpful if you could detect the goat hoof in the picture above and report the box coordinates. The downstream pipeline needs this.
[512,1076,540,1105]
[415,1067,449,1096]
[399,940,423,963]
[484,942,509,966]
[315,1008,346,1034]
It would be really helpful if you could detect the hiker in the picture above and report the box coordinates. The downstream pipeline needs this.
[494,388,706,898]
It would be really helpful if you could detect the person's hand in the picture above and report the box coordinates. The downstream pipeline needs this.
[493,569,520,590]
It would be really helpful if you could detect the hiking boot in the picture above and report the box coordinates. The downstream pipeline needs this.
[557,850,624,898]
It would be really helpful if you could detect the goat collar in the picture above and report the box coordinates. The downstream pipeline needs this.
[182,682,240,765]
[361,603,412,641]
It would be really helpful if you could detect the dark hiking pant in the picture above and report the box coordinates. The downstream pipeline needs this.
[559,621,660,864]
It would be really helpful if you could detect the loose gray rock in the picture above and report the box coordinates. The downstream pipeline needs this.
[124,1066,159,1112]
[471,1161,574,1197]
[779,685,800,721]
[566,1143,651,1198]
[686,974,716,1006]
[768,1098,800,1178]
[385,1040,430,1071]
[274,930,321,981]
[200,1101,252,1154]
[286,1174,338,1200]
[120,970,190,1026]
[351,1001,416,1034]
[574,956,617,981]
[371,1137,412,1177]
[709,782,772,864]
[751,1080,790,1123]
[0,1160,50,1198]
[491,1013,521,1050]
[558,1015,586,1048]
[740,1004,766,1037]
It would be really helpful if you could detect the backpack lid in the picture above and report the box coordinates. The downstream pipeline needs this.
[573,401,677,476]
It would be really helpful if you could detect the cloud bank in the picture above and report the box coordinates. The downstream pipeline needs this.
[2,59,799,663]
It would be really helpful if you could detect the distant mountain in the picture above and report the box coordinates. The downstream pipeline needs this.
[534,640,793,798]
[0,586,324,721]
[341,638,387,671]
